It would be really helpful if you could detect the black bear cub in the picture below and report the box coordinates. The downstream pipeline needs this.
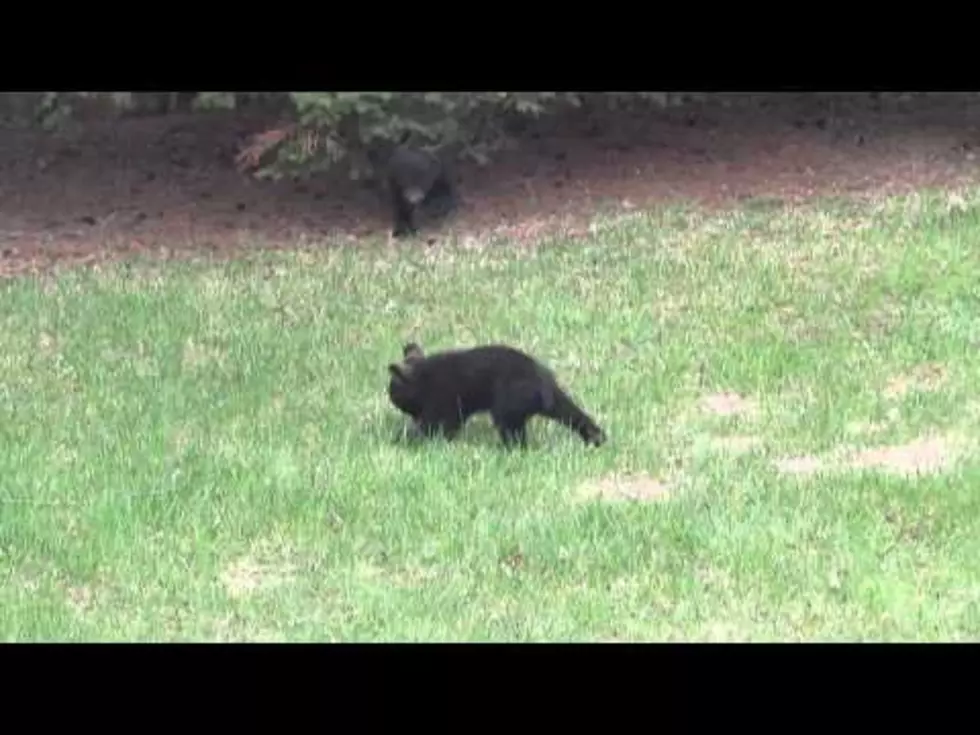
[385,144,458,238]
[387,342,606,449]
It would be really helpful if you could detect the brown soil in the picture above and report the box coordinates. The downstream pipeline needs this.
[2,93,979,276]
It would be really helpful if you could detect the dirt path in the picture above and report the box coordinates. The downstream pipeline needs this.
[1,93,978,276]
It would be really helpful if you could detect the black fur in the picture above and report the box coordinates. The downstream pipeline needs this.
[387,342,606,449]
[385,144,458,238]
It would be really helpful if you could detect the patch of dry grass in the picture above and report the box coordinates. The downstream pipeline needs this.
[774,431,973,480]
[576,472,674,503]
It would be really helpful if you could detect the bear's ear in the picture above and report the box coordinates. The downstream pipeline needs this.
[388,363,410,382]
[403,342,425,362]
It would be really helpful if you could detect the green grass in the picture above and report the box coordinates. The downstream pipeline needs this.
[3,187,980,641]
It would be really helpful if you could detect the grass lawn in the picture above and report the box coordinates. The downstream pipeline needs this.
[2,188,980,641]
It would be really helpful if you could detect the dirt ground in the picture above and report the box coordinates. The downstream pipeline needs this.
[1,93,979,277]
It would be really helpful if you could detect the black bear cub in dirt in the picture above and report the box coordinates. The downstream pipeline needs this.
[384,144,458,238]
[387,342,606,449]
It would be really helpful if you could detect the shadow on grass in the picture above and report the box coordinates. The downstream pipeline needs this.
[381,413,565,450]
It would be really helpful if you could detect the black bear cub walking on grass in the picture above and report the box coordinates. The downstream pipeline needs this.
[387,342,606,449]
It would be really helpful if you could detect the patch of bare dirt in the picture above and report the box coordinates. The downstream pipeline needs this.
[773,431,971,479]
[883,362,949,399]
[577,472,674,502]
[846,434,968,477]
[65,584,94,614]
[220,554,296,599]
[699,392,759,418]
[2,93,980,275]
